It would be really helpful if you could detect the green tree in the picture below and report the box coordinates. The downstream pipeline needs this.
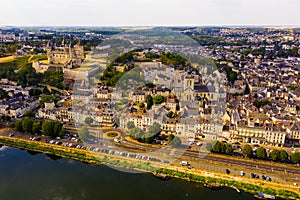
[212,141,224,153]
[15,120,23,132]
[127,121,135,130]
[9,122,16,129]
[279,150,288,163]
[42,121,53,136]
[153,95,166,105]
[0,88,10,99]
[139,102,145,109]
[146,95,153,109]
[242,145,253,158]
[167,111,175,118]
[256,147,267,160]
[168,134,175,144]
[22,117,34,133]
[169,136,182,147]
[291,152,300,164]
[25,110,35,118]
[29,88,42,96]
[85,117,94,125]
[147,122,161,136]
[225,143,233,155]
[32,121,41,134]
[270,150,280,162]
[42,121,63,137]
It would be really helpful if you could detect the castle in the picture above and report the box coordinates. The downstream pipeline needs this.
[46,40,85,68]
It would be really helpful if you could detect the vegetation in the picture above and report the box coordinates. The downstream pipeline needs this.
[10,118,64,137]
[256,147,267,160]
[208,141,233,155]
[107,132,118,138]
[29,88,42,96]
[146,95,153,109]
[78,126,90,141]
[153,95,166,105]
[242,145,253,158]
[160,52,188,67]
[84,117,94,125]
[42,70,64,89]
[39,95,60,108]
[127,121,135,130]
[128,123,161,144]
[168,135,182,147]
[291,152,300,164]
[253,99,271,109]
[0,88,10,100]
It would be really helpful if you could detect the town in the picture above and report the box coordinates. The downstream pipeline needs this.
[1,26,300,199]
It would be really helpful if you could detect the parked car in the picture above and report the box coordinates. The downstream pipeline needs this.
[226,169,231,174]
[180,161,190,166]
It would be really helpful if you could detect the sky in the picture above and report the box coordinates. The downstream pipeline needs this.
[0,0,299,26]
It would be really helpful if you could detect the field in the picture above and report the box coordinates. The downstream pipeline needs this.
[0,56,16,63]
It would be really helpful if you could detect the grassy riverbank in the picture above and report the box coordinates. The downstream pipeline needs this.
[0,136,299,200]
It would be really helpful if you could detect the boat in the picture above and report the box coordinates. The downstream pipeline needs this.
[152,172,170,180]
[254,192,276,200]
[204,183,223,190]
[232,186,240,193]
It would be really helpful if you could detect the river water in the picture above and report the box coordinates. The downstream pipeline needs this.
[0,146,254,200]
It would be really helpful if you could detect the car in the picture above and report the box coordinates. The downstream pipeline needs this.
[9,133,14,137]
[113,138,120,143]
[240,171,245,176]
[226,169,231,174]
[180,161,190,166]
[196,142,203,146]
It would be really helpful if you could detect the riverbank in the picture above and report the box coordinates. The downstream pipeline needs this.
[0,135,299,200]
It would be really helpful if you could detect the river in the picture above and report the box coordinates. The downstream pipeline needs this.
[0,146,254,200]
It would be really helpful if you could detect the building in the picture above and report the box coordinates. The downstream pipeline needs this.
[46,40,85,68]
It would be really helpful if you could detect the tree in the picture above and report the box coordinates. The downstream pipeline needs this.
[168,134,175,144]
[225,143,233,155]
[212,141,224,153]
[167,111,175,118]
[127,121,135,130]
[147,122,161,137]
[22,117,33,133]
[279,150,288,163]
[29,88,42,97]
[153,95,166,105]
[146,95,153,109]
[42,121,53,136]
[206,142,213,152]
[9,122,16,129]
[78,126,89,141]
[242,145,253,158]
[270,150,280,162]
[15,120,23,132]
[32,121,41,134]
[42,121,63,137]
[25,110,35,118]
[256,147,267,160]
[169,136,182,147]
[85,117,94,125]
[0,88,9,100]
[139,102,145,109]
[291,152,300,164]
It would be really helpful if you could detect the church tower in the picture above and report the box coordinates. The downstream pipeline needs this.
[183,74,195,101]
